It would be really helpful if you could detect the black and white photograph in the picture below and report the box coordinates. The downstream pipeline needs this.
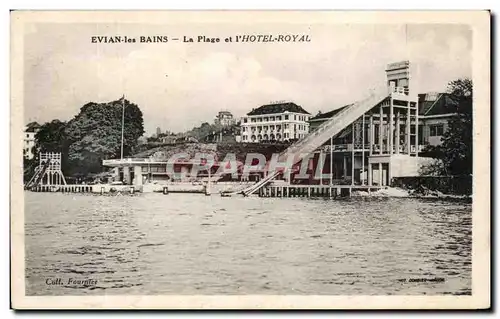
[10,10,490,309]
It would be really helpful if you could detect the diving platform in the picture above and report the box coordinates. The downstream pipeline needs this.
[222,60,424,197]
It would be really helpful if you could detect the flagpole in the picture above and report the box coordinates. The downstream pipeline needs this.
[120,95,125,159]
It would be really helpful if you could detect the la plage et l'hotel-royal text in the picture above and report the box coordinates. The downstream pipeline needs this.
[91,35,312,44]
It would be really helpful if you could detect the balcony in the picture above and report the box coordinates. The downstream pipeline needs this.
[389,86,416,101]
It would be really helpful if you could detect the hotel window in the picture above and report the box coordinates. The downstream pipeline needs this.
[270,116,275,121]
[429,124,444,137]
[251,118,256,123]
[264,117,268,122]
[151,166,166,173]
[285,115,289,120]
[243,118,248,123]
[258,118,262,122]
[276,116,281,121]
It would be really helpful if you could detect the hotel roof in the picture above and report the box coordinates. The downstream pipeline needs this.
[247,102,310,116]
[418,93,459,116]
[25,121,41,132]
[309,104,352,121]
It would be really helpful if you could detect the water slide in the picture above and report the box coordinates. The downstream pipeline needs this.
[221,91,388,197]
[25,159,51,190]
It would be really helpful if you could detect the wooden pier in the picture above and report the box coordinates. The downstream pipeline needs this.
[29,184,141,194]
[257,185,382,198]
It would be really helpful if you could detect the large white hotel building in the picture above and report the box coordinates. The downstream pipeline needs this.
[240,101,311,143]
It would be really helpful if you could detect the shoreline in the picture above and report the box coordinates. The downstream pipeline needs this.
[352,186,472,202]
[24,183,472,202]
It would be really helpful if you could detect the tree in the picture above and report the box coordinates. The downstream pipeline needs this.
[35,119,68,153]
[31,119,72,174]
[186,122,223,141]
[423,78,472,176]
[64,98,145,175]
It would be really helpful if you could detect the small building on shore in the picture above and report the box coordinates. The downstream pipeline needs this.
[214,110,237,127]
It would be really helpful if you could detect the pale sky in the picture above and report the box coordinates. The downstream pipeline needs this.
[24,23,471,135]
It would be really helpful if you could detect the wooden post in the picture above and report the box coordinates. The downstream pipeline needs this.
[406,101,411,154]
[389,97,394,155]
[379,105,383,154]
[319,151,323,186]
[379,162,383,186]
[351,123,355,186]
[368,163,372,186]
[395,111,400,154]
[330,136,333,186]
[343,156,347,179]
[361,115,365,185]
[369,114,374,156]
[415,106,419,157]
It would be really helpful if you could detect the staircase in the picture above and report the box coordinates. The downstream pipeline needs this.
[222,91,387,197]
[25,159,51,190]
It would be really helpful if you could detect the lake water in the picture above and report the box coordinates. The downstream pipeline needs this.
[24,192,472,295]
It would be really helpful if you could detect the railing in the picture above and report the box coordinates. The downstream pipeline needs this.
[322,144,372,152]
[103,158,166,165]
[320,143,426,154]
[391,86,409,95]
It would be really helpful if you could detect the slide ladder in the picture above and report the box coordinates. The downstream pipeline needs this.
[223,91,387,197]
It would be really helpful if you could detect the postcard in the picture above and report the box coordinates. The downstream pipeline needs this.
[11,10,490,309]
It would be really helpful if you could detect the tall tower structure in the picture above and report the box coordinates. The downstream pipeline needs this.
[385,60,410,95]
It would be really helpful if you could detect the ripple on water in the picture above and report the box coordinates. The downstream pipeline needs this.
[24,193,471,296]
